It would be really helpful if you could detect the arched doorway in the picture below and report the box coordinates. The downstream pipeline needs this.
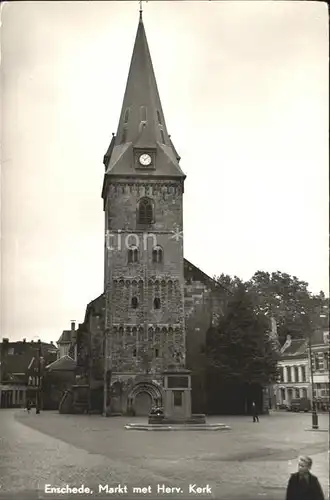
[134,392,152,416]
[128,382,163,416]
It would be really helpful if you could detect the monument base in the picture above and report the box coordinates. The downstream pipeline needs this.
[125,422,231,431]
[124,368,231,430]
[148,413,206,425]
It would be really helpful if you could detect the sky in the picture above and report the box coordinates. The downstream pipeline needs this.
[1,1,328,343]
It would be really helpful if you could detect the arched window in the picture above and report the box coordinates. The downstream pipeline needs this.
[138,198,153,225]
[128,246,138,263]
[133,348,137,357]
[131,296,138,309]
[155,348,159,358]
[152,246,163,263]
[154,297,161,310]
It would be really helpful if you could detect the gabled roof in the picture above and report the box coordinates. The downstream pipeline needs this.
[184,258,230,293]
[45,355,76,372]
[83,293,105,323]
[57,330,72,344]
[103,13,185,181]
[281,339,308,359]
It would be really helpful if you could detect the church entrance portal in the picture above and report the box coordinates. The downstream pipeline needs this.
[134,392,152,416]
[128,381,163,417]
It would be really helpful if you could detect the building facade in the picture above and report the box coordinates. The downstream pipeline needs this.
[273,331,329,410]
[0,339,58,408]
[311,329,329,407]
[274,336,310,407]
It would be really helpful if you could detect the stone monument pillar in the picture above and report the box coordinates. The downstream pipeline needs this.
[163,368,192,420]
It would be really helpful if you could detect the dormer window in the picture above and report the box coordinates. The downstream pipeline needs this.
[154,297,161,310]
[121,128,127,144]
[138,198,153,225]
[124,108,130,124]
[128,246,139,263]
[140,106,147,122]
[157,110,162,125]
[152,246,163,264]
[131,297,138,309]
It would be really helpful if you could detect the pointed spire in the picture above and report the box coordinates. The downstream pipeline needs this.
[139,0,143,21]
[104,12,185,180]
[114,12,171,149]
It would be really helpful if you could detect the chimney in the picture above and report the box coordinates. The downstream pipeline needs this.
[50,341,53,344]
[23,338,26,343]
[71,321,76,331]
[31,340,34,343]
[2,338,9,343]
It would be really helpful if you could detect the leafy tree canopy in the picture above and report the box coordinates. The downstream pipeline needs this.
[216,271,328,345]
[206,283,279,386]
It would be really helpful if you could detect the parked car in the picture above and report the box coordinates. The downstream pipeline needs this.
[277,403,289,410]
[315,398,330,412]
[289,398,311,412]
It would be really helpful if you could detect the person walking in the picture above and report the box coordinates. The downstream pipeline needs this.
[26,400,31,414]
[286,455,325,500]
[252,401,259,422]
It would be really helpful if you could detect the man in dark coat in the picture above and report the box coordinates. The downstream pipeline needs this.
[286,455,325,500]
[252,401,259,422]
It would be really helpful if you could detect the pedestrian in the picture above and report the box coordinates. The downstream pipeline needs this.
[286,455,325,500]
[26,400,31,414]
[252,401,259,422]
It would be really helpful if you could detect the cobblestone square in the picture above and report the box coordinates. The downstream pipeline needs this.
[0,410,328,500]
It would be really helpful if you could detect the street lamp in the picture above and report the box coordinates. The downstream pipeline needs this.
[36,340,42,414]
[307,334,318,429]
[301,310,325,430]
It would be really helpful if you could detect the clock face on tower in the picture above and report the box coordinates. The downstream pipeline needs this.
[139,153,152,166]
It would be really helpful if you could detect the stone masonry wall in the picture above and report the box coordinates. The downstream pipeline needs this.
[104,180,186,375]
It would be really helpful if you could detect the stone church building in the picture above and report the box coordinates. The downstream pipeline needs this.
[62,12,229,416]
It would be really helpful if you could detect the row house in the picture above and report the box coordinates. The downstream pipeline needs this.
[273,330,329,409]
[274,336,310,406]
[0,338,58,408]
[311,329,329,404]
[57,321,77,359]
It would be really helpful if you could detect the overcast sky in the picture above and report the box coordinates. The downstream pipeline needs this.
[1,1,328,343]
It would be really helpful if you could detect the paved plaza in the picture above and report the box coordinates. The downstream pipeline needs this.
[0,410,328,500]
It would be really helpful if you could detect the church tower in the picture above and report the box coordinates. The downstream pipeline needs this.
[101,11,186,415]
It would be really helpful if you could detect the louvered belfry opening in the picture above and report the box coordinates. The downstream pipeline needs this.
[138,198,153,224]
[152,246,163,263]
[128,247,139,263]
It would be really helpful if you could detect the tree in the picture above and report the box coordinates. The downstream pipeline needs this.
[206,283,279,386]
[245,271,328,344]
[205,283,279,414]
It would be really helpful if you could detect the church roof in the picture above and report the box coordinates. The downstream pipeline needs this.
[103,13,185,181]
[45,355,76,372]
